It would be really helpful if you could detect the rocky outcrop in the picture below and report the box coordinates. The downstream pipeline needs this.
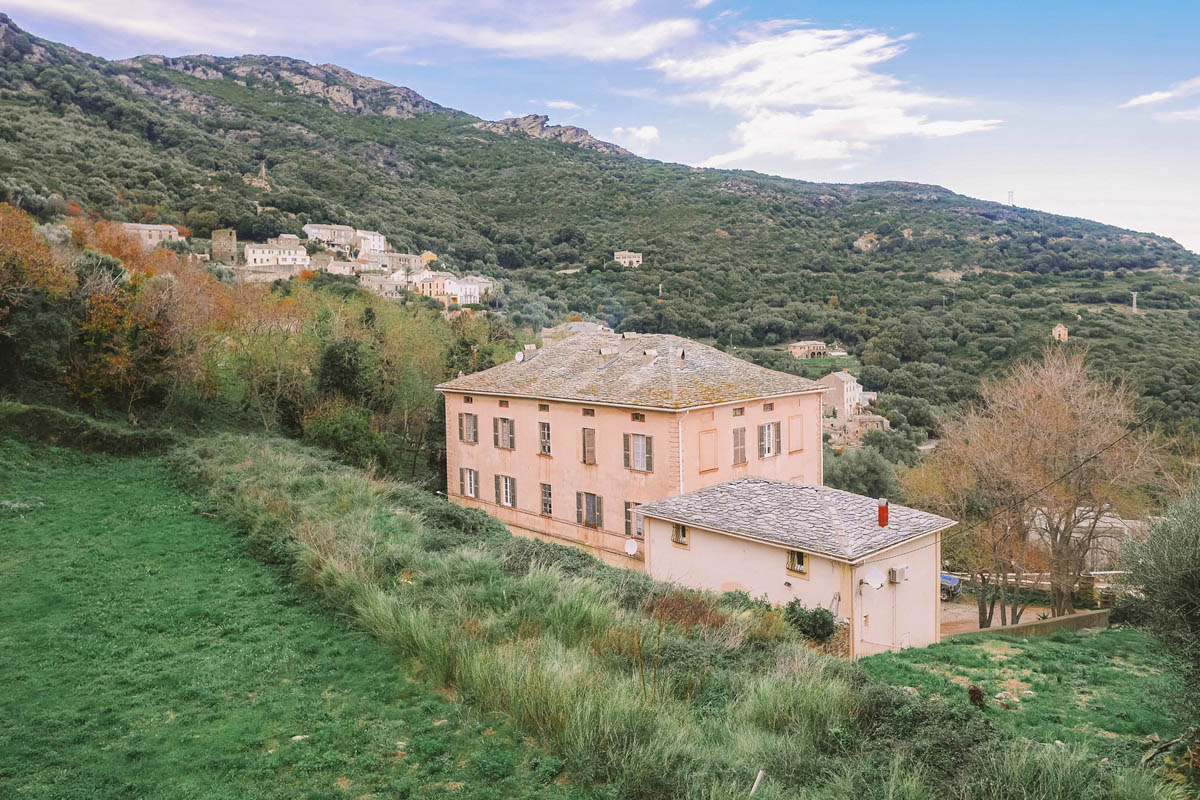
[119,53,447,119]
[473,115,631,156]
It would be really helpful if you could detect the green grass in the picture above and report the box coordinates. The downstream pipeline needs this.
[0,440,583,800]
[860,630,1189,766]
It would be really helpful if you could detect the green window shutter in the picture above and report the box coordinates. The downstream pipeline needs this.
[623,434,630,468]
[576,492,583,524]
[645,436,653,472]
[495,474,501,504]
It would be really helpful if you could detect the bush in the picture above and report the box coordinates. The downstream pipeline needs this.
[1122,484,1200,677]
[783,599,837,642]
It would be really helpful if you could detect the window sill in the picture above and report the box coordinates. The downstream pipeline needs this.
[698,467,718,475]
[627,468,654,474]
[786,568,810,580]
[671,540,690,550]
[537,452,553,458]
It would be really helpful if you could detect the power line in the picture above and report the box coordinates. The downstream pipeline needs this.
[857,374,1200,565]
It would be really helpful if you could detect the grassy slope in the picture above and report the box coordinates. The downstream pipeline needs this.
[0,441,581,800]
[861,630,1187,765]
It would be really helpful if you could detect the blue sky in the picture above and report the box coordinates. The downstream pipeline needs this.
[10,1,1200,251]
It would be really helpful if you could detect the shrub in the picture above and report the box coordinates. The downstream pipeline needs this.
[783,599,837,642]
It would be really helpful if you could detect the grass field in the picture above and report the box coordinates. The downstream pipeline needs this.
[861,629,1188,766]
[0,440,582,800]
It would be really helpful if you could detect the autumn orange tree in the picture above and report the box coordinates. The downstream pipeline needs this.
[904,347,1159,619]
[0,202,74,332]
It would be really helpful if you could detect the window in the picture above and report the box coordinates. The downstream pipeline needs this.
[457,412,479,443]
[732,427,747,465]
[623,433,654,472]
[631,412,646,422]
[495,474,516,507]
[539,421,552,455]
[671,524,689,546]
[538,403,550,412]
[787,550,807,574]
[576,492,603,528]
[493,417,515,449]
[582,428,597,464]
[582,408,596,417]
[699,429,717,473]
[758,421,781,459]
[732,407,745,417]
[763,402,775,411]
[788,415,805,453]
[458,468,479,498]
[624,502,644,538]
[498,400,509,408]
[541,483,553,516]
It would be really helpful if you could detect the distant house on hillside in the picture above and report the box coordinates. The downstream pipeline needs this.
[1052,323,1069,342]
[241,235,311,280]
[121,222,181,250]
[613,250,643,267]
[302,223,356,247]
[353,229,386,254]
[640,478,954,658]
[818,370,864,420]
[788,340,829,359]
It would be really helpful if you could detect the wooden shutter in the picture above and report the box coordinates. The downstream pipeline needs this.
[595,495,603,528]
[788,414,804,452]
[645,436,653,472]
[576,492,583,524]
[459,468,465,496]
[773,422,782,457]
[623,434,631,468]
[493,417,500,447]
[458,413,464,442]
[509,477,516,508]
[583,428,596,464]
[507,420,515,449]
[699,429,716,472]
[757,424,766,458]
[495,474,502,504]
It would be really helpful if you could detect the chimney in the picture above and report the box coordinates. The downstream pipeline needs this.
[877,497,889,528]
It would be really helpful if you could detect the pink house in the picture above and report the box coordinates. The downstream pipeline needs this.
[639,478,955,658]
[437,332,825,568]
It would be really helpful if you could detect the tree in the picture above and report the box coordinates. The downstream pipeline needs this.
[823,446,898,498]
[1122,484,1200,677]
[904,348,1158,620]
[0,202,74,331]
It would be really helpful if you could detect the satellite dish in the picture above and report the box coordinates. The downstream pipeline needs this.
[624,538,638,556]
[514,351,524,362]
[861,568,886,591]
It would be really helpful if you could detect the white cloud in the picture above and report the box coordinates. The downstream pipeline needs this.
[544,99,583,110]
[692,0,718,7]
[7,0,698,62]
[1153,105,1200,122]
[611,124,660,152]
[651,23,1000,165]
[1121,75,1200,107]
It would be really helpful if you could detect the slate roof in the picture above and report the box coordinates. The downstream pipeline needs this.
[437,332,822,409]
[638,476,956,562]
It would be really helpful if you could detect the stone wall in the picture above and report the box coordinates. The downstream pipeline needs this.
[946,608,1110,640]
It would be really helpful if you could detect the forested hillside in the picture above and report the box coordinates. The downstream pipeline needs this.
[2,13,1198,429]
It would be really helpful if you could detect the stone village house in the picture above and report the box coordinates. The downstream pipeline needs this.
[437,331,954,655]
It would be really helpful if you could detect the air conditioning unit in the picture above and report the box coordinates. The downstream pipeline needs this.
[888,565,909,584]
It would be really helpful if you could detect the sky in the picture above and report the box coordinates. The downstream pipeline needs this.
[9,1,1200,252]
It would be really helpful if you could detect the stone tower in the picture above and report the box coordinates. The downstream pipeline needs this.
[212,229,237,265]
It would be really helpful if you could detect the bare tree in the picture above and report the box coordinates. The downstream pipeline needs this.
[905,347,1159,619]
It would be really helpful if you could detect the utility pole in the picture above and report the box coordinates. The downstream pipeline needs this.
[1007,190,1014,206]
[1131,291,1138,313]
[658,283,663,297]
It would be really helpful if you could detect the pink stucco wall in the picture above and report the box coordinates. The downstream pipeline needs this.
[849,533,941,657]
[442,389,823,568]
[644,515,941,658]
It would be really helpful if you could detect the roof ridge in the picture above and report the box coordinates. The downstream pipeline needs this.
[818,485,851,558]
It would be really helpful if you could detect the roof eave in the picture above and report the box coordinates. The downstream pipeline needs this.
[434,385,826,412]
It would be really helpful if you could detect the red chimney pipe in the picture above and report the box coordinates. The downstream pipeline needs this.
[877,497,889,527]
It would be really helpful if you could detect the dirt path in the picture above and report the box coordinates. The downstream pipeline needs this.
[941,600,1054,635]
